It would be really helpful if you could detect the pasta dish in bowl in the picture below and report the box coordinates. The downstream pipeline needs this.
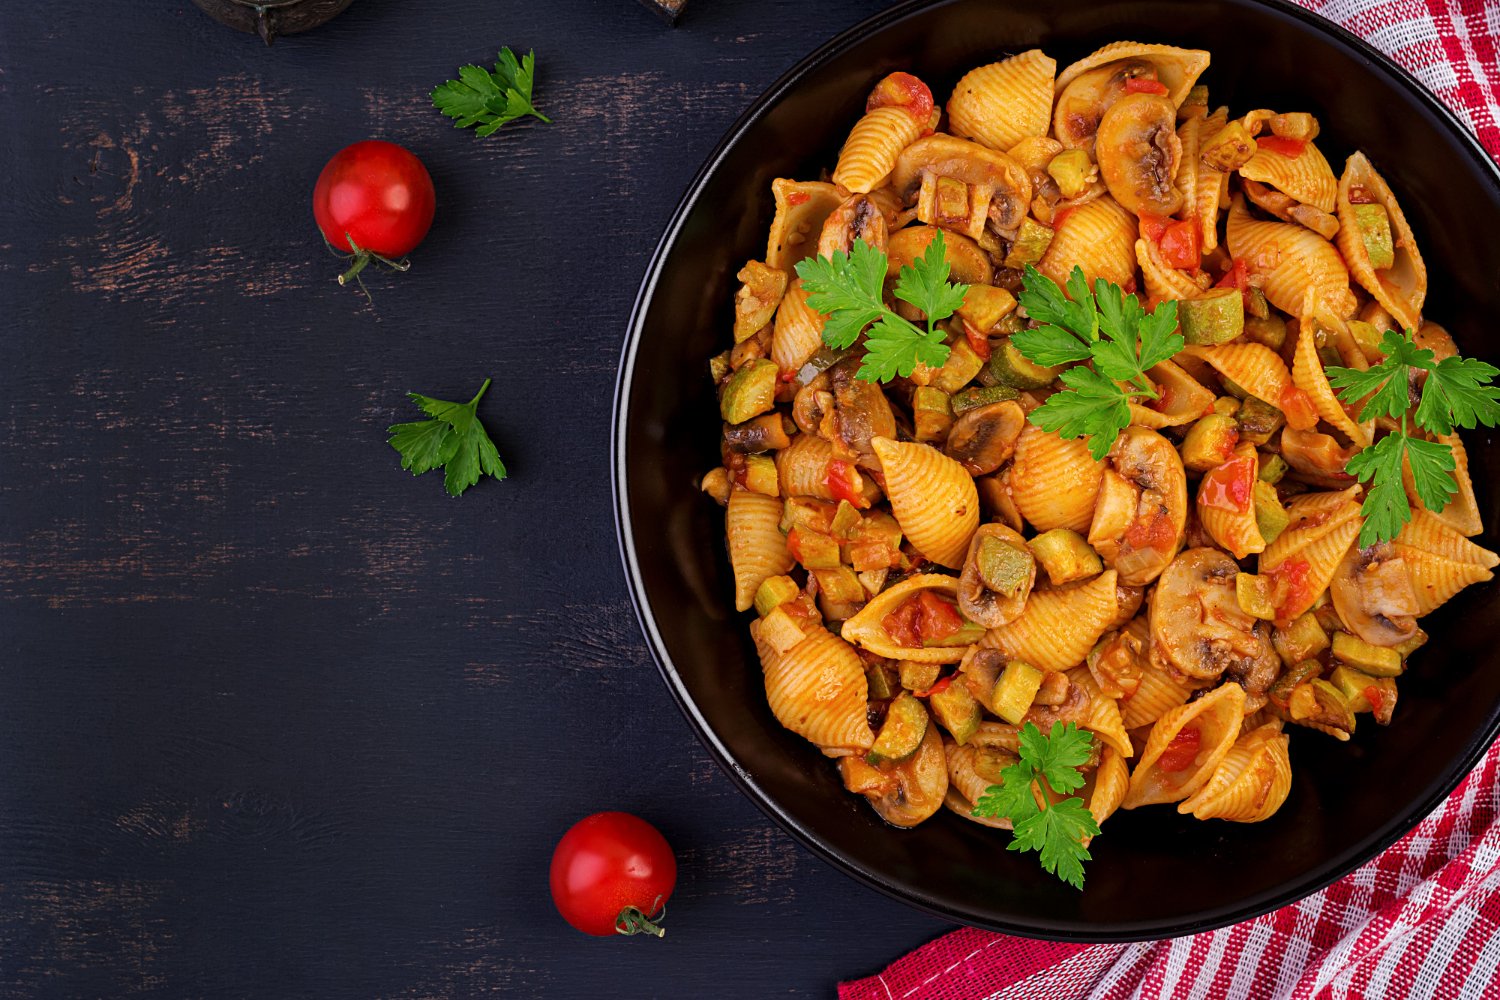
[616,0,1500,936]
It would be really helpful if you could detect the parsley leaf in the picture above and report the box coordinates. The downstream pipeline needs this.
[794,231,968,383]
[388,379,507,496]
[1326,328,1428,423]
[1017,264,1097,343]
[1404,434,1459,511]
[1417,355,1500,434]
[1010,325,1094,367]
[972,722,1100,890]
[1028,367,1134,462]
[432,47,551,137]
[1344,432,1413,547]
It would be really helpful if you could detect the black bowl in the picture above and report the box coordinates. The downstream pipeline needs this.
[613,0,1500,939]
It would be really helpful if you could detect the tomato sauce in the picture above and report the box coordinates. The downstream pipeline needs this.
[1199,456,1254,513]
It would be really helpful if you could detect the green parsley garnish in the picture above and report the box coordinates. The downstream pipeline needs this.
[432,47,551,136]
[1327,328,1500,545]
[1013,266,1182,461]
[388,379,507,497]
[972,721,1100,890]
[794,231,969,383]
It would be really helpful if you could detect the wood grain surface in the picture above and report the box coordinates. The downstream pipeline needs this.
[0,1,955,997]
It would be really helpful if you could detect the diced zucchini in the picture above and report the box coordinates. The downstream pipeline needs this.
[781,497,837,535]
[1245,285,1270,321]
[1243,315,1287,351]
[1295,679,1357,737]
[991,660,1045,725]
[1180,413,1240,472]
[1221,377,1250,400]
[1270,112,1318,140]
[813,566,865,605]
[719,358,778,424]
[1329,665,1398,723]
[1004,218,1055,270]
[1258,451,1288,484]
[930,336,986,393]
[1392,627,1428,658]
[1331,631,1403,677]
[923,620,987,648]
[1312,597,1344,636]
[1046,149,1094,199]
[977,535,1033,597]
[957,284,1017,333]
[1236,395,1285,445]
[898,660,941,692]
[1347,320,1384,360]
[929,681,982,744]
[1269,658,1322,713]
[788,527,841,570]
[830,501,863,540]
[1201,120,1256,171]
[1179,289,1245,345]
[1028,529,1103,585]
[867,692,929,765]
[754,575,801,617]
[1236,573,1276,620]
[1272,613,1330,667]
[1317,343,1343,368]
[951,384,1019,413]
[1213,395,1241,418]
[1353,203,1395,270]
[865,661,899,700]
[709,350,733,384]
[1253,480,1290,546]
[757,606,808,654]
[988,338,1061,390]
[912,386,954,444]
[742,454,779,496]
[857,568,888,598]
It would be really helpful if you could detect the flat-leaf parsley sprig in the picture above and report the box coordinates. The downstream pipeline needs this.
[1326,328,1500,545]
[794,231,969,383]
[388,379,507,497]
[972,721,1100,890]
[1013,265,1182,461]
[432,47,551,136]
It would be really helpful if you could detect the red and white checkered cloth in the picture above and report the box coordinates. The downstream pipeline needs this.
[840,5,1500,998]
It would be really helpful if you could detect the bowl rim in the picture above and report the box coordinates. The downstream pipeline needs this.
[612,0,1500,940]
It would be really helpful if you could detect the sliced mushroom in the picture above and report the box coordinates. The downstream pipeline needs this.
[841,722,948,828]
[1280,427,1359,488]
[1331,542,1419,647]
[1053,59,1158,151]
[1095,92,1183,217]
[890,134,1033,236]
[886,225,993,286]
[827,357,898,470]
[792,373,832,435]
[817,193,889,259]
[1022,674,1093,731]
[1243,179,1338,240]
[944,400,1025,476]
[1087,426,1187,586]
[957,522,1036,628]
[1151,548,1280,683]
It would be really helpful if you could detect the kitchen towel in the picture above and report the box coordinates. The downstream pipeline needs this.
[840,3,1500,998]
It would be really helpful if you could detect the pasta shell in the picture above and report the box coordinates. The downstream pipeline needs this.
[1038,195,1137,290]
[752,621,874,753]
[947,50,1056,152]
[1394,509,1498,614]
[1226,195,1356,319]
[1197,442,1266,559]
[1085,746,1130,840]
[1336,152,1427,332]
[1179,110,1228,251]
[1128,359,1216,429]
[1292,294,1374,447]
[1405,433,1481,537]
[833,107,928,194]
[1136,237,1205,308]
[727,488,793,612]
[1123,682,1245,808]
[1239,140,1337,212]
[981,570,1120,671]
[944,738,1005,808]
[1259,487,1363,621]
[1010,424,1105,533]
[842,574,972,664]
[771,279,829,373]
[1120,655,1195,729]
[1179,722,1292,822]
[1054,42,1211,108]
[943,788,1013,829]
[766,179,844,271]
[1180,341,1313,428]
[1067,667,1133,759]
[870,437,978,568]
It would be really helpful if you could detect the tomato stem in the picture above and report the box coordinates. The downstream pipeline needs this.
[614,898,667,938]
[338,250,372,287]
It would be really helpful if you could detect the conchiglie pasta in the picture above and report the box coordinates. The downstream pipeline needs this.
[771,280,829,373]
[1179,722,1292,822]
[981,570,1120,671]
[1406,432,1481,537]
[1259,487,1364,621]
[728,488,794,612]
[1009,424,1105,533]
[1085,746,1130,839]
[1394,509,1499,614]
[752,621,874,754]
[1053,41,1211,108]
[1197,443,1265,559]
[1179,110,1228,251]
[1038,195,1137,290]
[1239,139,1337,212]
[871,437,978,568]
[947,50,1056,152]
[944,738,1002,808]
[833,106,929,194]
[1337,152,1427,332]
[1123,682,1246,808]
[1119,651,1196,729]
[1136,237,1204,308]
[1226,195,1356,319]
[1293,296,1374,447]
[1128,360,1215,429]
[842,574,971,664]
[1180,341,1314,429]
[766,179,845,271]
[1067,667,1133,759]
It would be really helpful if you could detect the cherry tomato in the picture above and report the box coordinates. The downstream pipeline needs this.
[866,72,935,123]
[312,140,436,285]
[550,812,677,938]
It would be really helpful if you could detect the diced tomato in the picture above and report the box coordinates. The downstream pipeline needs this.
[915,590,966,643]
[1265,557,1313,621]
[786,191,810,207]
[1256,135,1307,158]
[825,459,868,509]
[1124,507,1178,552]
[779,367,798,383]
[1215,258,1250,291]
[915,675,953,699]
[785,527,811,564]
[1157,727,1202,772]
[1159,219,1201,269]
[1138,211,1171,243]
[963,320,993,360]
[881,598,924,648]
[1122,275,1138,295]
[1199,455,1254,513]
[866,72,935,123]
[1124,77,1170,96]
[1053,205,1077,229]
[1279,385,1320,431]
[1147,377,1176,413]
[848,539,898,572]
[1364,686,1385,716]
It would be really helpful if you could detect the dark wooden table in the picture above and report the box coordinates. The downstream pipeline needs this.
[0,2,955,996]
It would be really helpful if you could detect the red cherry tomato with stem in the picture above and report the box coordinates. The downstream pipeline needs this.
[311,140,436,288]
[550,812,677,938]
